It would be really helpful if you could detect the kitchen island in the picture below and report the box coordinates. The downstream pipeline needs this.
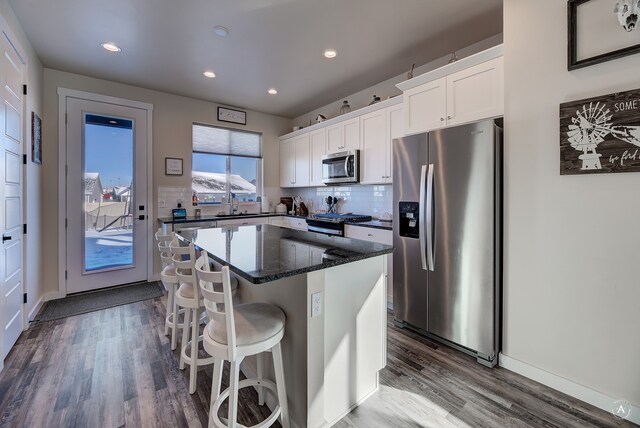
[177,224,392,428]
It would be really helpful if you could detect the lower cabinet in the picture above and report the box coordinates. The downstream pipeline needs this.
[344,225,393,308]
[216,217,269,227]
[268,216,308,231]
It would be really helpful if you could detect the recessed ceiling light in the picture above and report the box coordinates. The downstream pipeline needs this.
[324,49,337,59]
[213,26,229,37]
[203,70,216,78]
[101,42,121,53]
[268,88,278,95]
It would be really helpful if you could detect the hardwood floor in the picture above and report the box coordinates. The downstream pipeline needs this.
[0,294,634,428]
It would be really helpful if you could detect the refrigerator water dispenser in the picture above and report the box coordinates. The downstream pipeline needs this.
[398,201,420,239]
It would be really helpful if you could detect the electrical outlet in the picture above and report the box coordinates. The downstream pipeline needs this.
[311,291,322,318]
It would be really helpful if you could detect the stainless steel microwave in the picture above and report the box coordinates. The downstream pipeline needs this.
[322,150,360,185]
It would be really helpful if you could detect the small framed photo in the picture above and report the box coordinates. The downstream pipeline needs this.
[568,0,640,70]
[218,106,246,125]
[165,157,183,175]
[31,112,42,164]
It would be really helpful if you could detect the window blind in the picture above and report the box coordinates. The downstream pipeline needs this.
[192,123,262,158]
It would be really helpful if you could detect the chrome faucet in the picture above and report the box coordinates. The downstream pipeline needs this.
[230,193,239,214]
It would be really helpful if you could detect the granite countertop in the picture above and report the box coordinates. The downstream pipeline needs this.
[158,213,392,230]
[176,224,393,284]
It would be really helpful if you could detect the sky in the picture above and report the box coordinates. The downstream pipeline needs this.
[85,123,133,188]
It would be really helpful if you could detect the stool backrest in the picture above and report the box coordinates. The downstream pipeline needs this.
[155,228,175,269]
[170,240,200,305]
[195,251,237,359]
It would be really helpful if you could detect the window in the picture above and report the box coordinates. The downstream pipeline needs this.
[192,123,262,204]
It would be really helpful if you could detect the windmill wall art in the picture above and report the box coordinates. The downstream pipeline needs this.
[559,88,640,174]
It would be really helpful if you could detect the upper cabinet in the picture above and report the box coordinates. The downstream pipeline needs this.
[397,45,503,135]
[360,109,389,184]
[327,117,360,153]
[280,133,310,188]
[309,128,326,187]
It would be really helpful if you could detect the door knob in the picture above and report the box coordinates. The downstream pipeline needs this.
[2,235,11,242]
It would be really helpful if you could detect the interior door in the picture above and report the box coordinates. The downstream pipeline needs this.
[65,98,148,294]
[0,32,25,362]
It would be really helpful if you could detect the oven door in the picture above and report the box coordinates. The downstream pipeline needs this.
[322,150,359,184]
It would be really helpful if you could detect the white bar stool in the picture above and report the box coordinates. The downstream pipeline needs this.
[170,241,238,394]
[196,251,290,428]
[155,229,184,350]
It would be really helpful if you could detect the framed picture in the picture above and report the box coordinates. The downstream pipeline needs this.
[165,157,183,175]
[217,106,246,125]
[568,0,640,70]
[31,112,42,164]
[559,87,640,174]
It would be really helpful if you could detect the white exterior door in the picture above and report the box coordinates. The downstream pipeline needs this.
[0,32,25,362]
[65,97,148,294]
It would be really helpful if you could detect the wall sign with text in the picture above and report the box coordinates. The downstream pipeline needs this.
[559,88,640,175]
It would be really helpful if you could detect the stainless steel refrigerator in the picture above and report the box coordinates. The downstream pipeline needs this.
[392,119,502,367]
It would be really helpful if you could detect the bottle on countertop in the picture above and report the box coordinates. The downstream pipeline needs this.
[192,192,198,206]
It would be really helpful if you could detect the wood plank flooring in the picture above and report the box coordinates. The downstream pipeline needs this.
[0,294,634,428]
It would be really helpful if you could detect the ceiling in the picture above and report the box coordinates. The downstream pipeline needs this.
[9,0,503,118]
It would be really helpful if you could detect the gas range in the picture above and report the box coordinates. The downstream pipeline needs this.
[306,213,372,236]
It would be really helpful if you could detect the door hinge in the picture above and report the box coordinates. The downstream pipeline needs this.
[65,270,68,280]
[23,224,27,234]
[65,218,68,229]
[65,113,68,124]
[65,165,68,176]
[23,154,27,164]
[23,84,27,95]
[23,293,27,304]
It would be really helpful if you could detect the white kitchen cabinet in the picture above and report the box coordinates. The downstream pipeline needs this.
[327,117,360,154]
[309,128,326,186]
[399,51,504,135]
[404,77,447,136]
[360,104,403,185]
[446,56,504,127]
[280,133,310,188]
[216,216,269,227]
[360,109,389,185]
[344,225,393,308]
[268,216,308,231]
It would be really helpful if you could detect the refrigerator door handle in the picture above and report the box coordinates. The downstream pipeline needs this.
[426,163,435,271]
[419,164,428,271]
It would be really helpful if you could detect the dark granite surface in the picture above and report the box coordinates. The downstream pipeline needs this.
[158,213,393,230]
[176,224,393,284]
[345,219,393,230]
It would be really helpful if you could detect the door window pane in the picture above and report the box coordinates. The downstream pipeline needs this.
[84,114,134,272]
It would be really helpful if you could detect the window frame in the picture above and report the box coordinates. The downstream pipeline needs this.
[191,123,263,205]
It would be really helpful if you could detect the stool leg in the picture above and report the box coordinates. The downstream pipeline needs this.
[171,295,179,350]
[189,308,199,394]
[209,358,223,428]
[165,283,174,336]
[228,358,243,428]
[257,353,264,406]
[272,343,290,428]
[180,307,191,370]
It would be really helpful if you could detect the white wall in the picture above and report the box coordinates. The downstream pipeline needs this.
[293,34,502,128]
[503,0,640,412]
[42,69,291,294]
[0,1,44,319]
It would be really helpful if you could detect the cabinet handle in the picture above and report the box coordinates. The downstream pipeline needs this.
[440,117,445,121]
[447,115,452,120]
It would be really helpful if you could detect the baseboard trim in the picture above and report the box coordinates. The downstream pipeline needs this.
[499,353,639,425]
[28,295,45,322]
[43,291,65,301]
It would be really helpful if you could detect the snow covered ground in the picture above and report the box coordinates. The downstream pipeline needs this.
[85,229,133,271]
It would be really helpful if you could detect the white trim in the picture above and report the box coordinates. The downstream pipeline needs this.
[57,88,154,298]
[43,290,65,302]
[500,353,640,425]
[27,294,44,322]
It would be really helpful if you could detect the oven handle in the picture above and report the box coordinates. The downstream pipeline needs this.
[307,224,343,236]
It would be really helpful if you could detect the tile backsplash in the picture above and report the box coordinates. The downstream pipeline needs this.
[281,184,392,218]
